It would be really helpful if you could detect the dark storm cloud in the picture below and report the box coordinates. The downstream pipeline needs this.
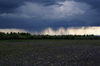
[0,0,24,14]
[0,15,91,32]
[0,0,66,14]
[0,0,100,13]
[0,0,100,34]
[75,0,100,12]
[0,16,52,31]
[0,0,100,14]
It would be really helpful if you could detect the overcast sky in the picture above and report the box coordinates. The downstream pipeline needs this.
[0,0,100,35]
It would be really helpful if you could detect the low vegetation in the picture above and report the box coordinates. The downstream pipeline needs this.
[0,32,99,40]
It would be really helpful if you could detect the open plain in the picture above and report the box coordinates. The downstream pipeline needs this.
[0,40,100,66]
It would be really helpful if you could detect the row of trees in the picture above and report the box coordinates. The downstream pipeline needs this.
[0,32,99,40]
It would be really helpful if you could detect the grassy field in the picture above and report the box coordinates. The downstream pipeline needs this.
[0,40,100,66]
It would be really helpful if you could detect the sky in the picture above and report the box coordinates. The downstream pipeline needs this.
[0,0,100,35]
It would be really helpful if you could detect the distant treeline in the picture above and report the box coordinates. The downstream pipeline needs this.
[0,32,100,40]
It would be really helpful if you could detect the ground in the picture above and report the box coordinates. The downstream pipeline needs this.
[0,40,100,66]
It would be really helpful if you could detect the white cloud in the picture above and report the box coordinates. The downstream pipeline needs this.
[0,29,28,33]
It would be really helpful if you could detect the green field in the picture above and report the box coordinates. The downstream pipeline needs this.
[0,40,100,66]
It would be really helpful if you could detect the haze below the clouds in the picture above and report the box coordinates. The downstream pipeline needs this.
[0,26,100,35]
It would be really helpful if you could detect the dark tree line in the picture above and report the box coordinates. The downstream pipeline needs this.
[0,32,99,40]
